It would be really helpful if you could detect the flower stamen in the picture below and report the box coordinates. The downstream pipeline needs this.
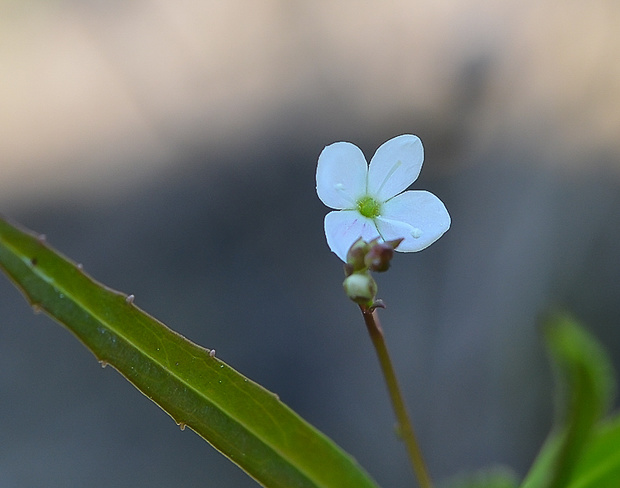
[334,183,356,206]
[375,160,402,197]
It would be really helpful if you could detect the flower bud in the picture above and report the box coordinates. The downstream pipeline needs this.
[346,237,370,272]
[343,272,377,305]
[364,242,395,272]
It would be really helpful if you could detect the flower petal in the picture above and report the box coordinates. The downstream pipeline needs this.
[375,190,450,251]
[367,134,423,201]
[316,142,368,209]
[324,210,380,261]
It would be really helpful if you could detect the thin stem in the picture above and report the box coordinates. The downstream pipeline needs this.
[360,306,433,488]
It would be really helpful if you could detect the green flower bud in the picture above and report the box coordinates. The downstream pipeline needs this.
[343,272,377,306]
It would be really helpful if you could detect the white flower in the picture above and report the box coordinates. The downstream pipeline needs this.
[316,134,450,261]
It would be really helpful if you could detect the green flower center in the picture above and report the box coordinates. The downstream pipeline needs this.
[357,196,381,218]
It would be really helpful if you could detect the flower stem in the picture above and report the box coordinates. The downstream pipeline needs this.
[360,306,433,488]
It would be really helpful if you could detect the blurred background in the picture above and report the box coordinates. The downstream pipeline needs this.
[1,0,620,486]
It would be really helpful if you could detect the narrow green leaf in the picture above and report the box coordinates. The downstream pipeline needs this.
[566,414,620,488]
[0,216,379,488]
[520,313,615,488]
[519,434,561,488]
[442,466,519,488]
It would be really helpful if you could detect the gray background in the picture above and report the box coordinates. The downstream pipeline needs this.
[1,1,620,487]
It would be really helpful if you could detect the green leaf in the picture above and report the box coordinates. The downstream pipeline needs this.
[567,414,620,488]
[0,216,379,488]
[441,466,519,488]
[520,313,615,488]
[525,413,620,488]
